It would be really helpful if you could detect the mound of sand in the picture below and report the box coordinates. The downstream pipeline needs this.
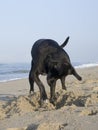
[0,89,98,120]
[0,92,55,119]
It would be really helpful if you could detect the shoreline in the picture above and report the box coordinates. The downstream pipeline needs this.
[0,66,98,130]
[0,62,98,83]
[0,77,27,83]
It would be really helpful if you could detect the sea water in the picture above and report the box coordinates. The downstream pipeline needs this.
[0,63,30,82]
[0,62,98,82]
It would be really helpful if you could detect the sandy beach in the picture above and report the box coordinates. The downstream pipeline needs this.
[0,67,98,130]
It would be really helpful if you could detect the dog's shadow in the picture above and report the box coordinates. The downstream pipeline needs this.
[0,94,16,102]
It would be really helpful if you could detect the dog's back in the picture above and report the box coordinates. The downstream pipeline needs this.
[31,37,69,60]
[31,39,60,62]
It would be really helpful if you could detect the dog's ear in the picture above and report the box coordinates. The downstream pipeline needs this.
[63,62,71,74]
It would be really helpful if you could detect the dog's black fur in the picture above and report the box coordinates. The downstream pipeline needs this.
[29,37,82,104]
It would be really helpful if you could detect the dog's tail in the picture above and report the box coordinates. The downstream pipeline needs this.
[60,36,70,48]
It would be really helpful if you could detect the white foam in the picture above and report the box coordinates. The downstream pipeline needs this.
[0,77,27,83]
[75,63,98,69]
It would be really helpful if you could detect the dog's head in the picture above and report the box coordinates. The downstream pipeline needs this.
[46,59,82,81]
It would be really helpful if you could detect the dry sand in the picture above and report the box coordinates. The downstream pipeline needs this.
[0,67,98,130]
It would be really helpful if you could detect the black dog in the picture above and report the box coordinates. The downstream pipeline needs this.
[29,37,82,104]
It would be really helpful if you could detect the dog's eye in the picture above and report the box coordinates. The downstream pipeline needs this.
[54,65,57,68]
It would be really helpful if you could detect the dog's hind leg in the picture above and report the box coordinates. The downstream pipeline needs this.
[29,60,34,94]
[33,72,48,103]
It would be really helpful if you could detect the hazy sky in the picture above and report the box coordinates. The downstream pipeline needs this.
[0,0,98,63]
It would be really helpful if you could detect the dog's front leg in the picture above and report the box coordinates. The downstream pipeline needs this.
[60,76,67,90]
[47,74,56,105]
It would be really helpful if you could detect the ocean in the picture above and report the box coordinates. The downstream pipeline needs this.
[0,63,30,82]
[0,62,98,82]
